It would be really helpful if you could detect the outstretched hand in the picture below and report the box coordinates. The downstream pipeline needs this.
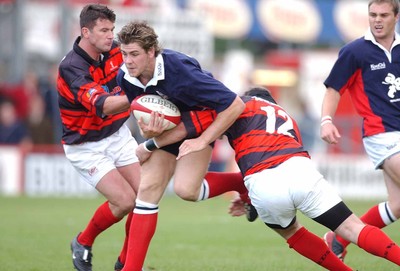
[228,196,246,217]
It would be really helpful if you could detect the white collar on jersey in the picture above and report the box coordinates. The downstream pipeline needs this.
[364,27,400,59]
[122,53,165,89]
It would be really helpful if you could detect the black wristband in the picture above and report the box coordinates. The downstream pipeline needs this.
[145,138,158,151]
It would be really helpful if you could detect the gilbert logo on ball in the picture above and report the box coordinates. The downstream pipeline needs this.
[131,94,181,130]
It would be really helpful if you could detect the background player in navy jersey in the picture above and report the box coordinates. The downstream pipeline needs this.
[57,5,141,271]
[321,0,400,261]
[136,87,400,271]
[116,21,247,271]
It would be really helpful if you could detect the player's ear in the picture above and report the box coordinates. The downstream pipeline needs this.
[81,27,90,38]
[147,46,156,57]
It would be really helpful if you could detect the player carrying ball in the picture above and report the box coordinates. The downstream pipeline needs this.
[136,87,400,271]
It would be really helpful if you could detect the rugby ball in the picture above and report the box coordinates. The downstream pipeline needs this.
[130,94,181,130]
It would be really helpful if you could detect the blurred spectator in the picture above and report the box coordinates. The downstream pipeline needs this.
[0,82,29,120]
[24,70,54,144]
[0,68,62,147]
[0,97,31,146]
[39,63,62,144]
[27,93,54,144]
[0,69,55,145]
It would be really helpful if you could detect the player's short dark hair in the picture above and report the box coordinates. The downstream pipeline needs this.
[244,87,277,104]
[117,21,162,56]
[369,0,399,15]
[79,4,116,30]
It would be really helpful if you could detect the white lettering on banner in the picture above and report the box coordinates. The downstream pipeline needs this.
[24,153,97,197]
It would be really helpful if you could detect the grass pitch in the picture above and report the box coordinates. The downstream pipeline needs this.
[0,195,398,271]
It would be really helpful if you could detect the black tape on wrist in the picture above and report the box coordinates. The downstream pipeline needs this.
[145,138,158,151]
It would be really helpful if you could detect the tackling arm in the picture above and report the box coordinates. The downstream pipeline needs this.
[102,95,130,115]
[177,95,245,159]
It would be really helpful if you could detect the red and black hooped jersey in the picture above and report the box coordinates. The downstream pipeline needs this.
[183,96,310,176]
[57,37,129,144]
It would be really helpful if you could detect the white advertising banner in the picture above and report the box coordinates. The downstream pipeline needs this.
[24,153,97,197]
[0,146,22,196]
[315,154,386,199]
[0,146,386,199]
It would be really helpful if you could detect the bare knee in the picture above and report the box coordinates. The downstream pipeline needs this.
[136,176,172,204]
[174,183,199,202]
[110,191,136,218]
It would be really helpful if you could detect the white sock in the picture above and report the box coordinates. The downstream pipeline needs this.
[378,201,397,225]
[196,179,210,201]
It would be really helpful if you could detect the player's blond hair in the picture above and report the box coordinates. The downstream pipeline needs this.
[117,21,162,56]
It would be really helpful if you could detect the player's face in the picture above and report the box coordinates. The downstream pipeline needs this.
[84,19,115,53]
[369,2,399,42]
[120,42,155,79]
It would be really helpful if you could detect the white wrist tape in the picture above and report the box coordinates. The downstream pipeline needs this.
[321,115,332,122]
[320,119,333,127]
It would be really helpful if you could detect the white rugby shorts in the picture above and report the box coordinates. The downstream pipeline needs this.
[244,156,342,228]
[363,131,400,169]
[63,124,139,187]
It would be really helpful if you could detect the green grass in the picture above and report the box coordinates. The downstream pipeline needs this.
[0,195,398,271]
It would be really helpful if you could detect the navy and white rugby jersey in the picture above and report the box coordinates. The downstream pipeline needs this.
[324,29,400,137]
[117,49,237,113]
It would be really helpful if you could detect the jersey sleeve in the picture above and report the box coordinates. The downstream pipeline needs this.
[164,52,238,113]
[59,62,110,118]
[324,42,361,94]
[181,110,216,138]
